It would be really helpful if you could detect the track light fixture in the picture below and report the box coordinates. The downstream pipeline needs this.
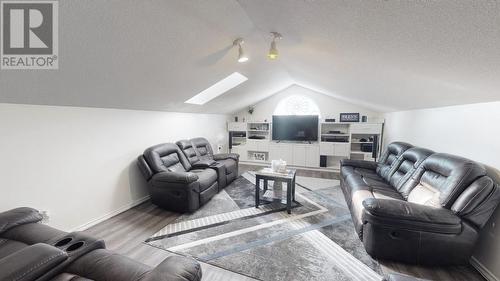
[233,38,248,63]
[268,32,282,60]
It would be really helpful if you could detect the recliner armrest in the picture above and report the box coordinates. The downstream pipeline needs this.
[340,159,377,171]
[151,171,199,184]
[0,207,42,235]
[362,198,462,234]
[140,256,202,281]
[213,153,239,161]
[0,243,68,281]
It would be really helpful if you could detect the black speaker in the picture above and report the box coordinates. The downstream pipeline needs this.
[320,155,327,167]
[372,135,379,160]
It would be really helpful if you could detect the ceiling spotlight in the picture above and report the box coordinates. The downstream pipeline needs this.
[268,32,282,60]
[233,38,249,63]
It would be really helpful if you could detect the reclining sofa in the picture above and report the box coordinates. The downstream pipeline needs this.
[137,137,239,212]
[340,142,500,265]
[0,207,202,281]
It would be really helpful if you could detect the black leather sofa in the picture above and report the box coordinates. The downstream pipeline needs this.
[0,207,202,281]
[138,137,239,212]
[341,142,500,265]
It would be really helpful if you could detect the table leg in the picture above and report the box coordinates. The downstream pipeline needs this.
[255,176,260,208]
[287,179,292,214]
[264,179,268,192]
[292,174,296,202]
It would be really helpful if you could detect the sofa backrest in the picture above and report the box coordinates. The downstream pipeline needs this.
[403,153,487,208]
[376,142,413,180]
[176,139,200,165]
[451,176,500,228]
[388,147,434,196]
[143,143,191,174]
[190,137,214,161]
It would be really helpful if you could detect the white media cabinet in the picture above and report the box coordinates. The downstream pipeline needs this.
[228,121,383,170]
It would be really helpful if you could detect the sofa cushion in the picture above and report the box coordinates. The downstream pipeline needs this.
[403,153,487,208]
[143,143,191,173]
[190,169,217,191]
[387,147,435,197]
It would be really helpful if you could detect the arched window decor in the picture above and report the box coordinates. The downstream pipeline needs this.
[273,95,321,116]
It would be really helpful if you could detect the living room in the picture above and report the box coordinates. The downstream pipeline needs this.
[1,1,499,281]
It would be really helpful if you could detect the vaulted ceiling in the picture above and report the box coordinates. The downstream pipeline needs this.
[1,0,499,113]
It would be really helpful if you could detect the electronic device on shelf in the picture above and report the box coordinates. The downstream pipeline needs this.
[321,136,348,142]
[248,135,266,140]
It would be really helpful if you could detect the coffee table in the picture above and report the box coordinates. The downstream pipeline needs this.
[255,168,297,214]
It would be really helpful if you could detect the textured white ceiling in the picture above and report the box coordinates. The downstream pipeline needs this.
[1,0,499,113]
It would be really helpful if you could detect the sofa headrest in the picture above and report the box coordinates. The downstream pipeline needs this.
[143,143,190,173]
[176,139,193,150]
[190,137,213,159]
[401,147,435,165]
[379,142,413,163]
[389,147,434,193]
[406,153,487,208]
[0,207,42,235]
[176,139,199,164]
[377,142,413,180]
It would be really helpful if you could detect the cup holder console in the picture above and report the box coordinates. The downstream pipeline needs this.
[41,232,105,280]
[54,237,73,247]
[52,231,105,258]
[66,241,85,251]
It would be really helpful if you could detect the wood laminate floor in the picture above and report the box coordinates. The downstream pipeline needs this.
[84,164,485,281]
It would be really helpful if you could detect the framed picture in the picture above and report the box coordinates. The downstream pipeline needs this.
[340,113,360,122]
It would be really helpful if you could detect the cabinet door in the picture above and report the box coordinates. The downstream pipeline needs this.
[333,143,350,157]
[320,142,334,156]
[305,146,320,167]
[246,140,258,151]
[269,144,292,163]
[258,141,269,152]
[292,145,306,166]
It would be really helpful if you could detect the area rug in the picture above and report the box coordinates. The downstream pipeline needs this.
[146,172,382,281]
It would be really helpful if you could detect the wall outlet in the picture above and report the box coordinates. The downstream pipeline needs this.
[217,145,223,153]
[40,210,50,224]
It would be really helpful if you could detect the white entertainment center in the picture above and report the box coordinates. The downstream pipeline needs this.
[228,120,383,170]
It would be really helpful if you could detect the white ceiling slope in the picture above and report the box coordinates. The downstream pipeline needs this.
[1,0,499,113]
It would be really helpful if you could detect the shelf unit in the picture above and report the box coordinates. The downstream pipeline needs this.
[246,122,270,161]
[229,121,383,170]
[350,123,383,161]
[319,123,351,169]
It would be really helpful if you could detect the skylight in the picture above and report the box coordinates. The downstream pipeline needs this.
[185,72,248,105]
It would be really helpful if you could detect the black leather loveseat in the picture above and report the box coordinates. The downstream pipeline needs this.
[0,207,202,281]
[137,137,239,212]
[340,142,500,265]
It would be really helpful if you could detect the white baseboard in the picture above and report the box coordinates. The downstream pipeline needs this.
[471,256,499,281]
[70,196,150,232]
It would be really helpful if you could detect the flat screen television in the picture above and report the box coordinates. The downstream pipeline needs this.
[272,115,319,141]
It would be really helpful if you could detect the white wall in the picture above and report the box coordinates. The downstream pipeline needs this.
[231,84,383,122]
[383,101,500,280]
[0,103,228,231]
